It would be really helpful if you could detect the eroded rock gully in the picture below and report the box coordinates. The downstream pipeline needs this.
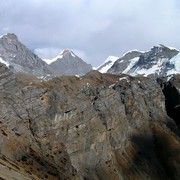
[0,65,180,179]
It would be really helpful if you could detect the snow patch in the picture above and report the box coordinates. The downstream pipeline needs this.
[104,56,119,63]
[42,54,63,64]
[136,64,159,77]
[70,52,76,57]
[122,57,139,74]
[167,75,173,81]
[109,83,115,88]
[0,57,9,67]
[118,60,124,63]
[97,56,119,73]
[129,58,169,76]
[168,52,180,73]
[168,46,179,51]
[119,76,129,82]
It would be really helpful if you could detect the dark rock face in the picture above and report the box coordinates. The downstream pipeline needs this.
[157,75,180,127]
[50,50,92,76]
[0,33,53,76]
[0,64,180,179]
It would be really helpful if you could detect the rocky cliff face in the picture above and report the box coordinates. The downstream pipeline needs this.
[0,33,53,76]
[0,62,79,179]
[0,62,180,179]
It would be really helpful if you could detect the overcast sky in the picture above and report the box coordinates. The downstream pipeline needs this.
[1,0,180,66]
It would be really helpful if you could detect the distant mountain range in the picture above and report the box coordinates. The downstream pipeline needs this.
[0,33,180,77]
[98,45,180,77]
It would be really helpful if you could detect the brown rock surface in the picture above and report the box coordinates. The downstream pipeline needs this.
[0,63,180,179]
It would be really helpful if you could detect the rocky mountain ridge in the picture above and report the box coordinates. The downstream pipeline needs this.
[0,62,80,179]
[0,60,180,179]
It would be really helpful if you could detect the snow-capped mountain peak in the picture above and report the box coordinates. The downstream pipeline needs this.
[97,44,180,77]
[48,49,92,76]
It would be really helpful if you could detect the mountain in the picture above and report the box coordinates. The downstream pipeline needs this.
[99,45,180,77]
[0,61,180,179]
[0,33,53,76]
[47,50,92,76]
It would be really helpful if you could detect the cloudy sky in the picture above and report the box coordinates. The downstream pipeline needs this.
[1,0,180,66]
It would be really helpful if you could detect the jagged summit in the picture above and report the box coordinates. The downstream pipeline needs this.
[0,33,18,42]
[61,49,75,56]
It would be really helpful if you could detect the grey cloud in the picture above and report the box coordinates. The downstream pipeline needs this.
[1,0,180,66]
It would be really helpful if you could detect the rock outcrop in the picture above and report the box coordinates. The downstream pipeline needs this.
[0,62,180,179]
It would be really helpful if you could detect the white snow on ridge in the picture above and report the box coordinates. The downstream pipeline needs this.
[168,46,179,51]
[135,64,159,77]
[97,56,119,73]
[129,58,168,77]
[42,54,63,64]
[0,57,9,67]
[122,49,145,57]
[122,57,139,74]
[167,52,180,75]
[119,76,129,81]
[42,59,53,65]
[104,56,119,63]
[42,50,77,65]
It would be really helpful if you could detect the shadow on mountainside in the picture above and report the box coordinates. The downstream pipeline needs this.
[131,124,180,179]
[114,123,180,180]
